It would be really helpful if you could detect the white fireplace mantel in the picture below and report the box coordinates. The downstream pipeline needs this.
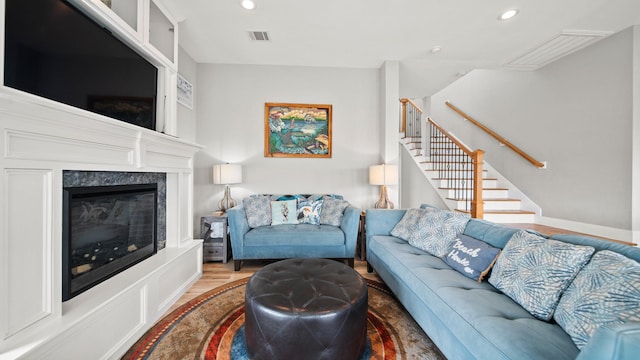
[0,91,204,359]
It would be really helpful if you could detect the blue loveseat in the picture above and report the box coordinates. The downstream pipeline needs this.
[366,208,640,360]
[227,194,360,271]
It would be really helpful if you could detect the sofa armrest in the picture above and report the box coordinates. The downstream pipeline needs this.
[365,209,407,241]
[227,205,250,259]
[340,205,360,257]
[577,322,640,360]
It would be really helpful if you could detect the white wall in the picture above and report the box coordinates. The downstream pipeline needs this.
[429,27,635,230]
[633,26,640,243]
[176,46,197,142]
[400,148,447,209]
[193,64,381,234]
[378,61,400,207]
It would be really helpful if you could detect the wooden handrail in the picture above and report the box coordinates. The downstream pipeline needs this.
[403,98,423,113]
[446,101,545,168]
[428,117,474,156]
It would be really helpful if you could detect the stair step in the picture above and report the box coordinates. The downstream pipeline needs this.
[446,197,522,211]
[458,210,536,223]
[425,169,488,178]
[482,210,536,224]
[422,162,478,170]
[440,188,509,198]
[435,178,498,188]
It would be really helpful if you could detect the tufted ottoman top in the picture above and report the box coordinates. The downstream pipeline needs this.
[246,258,366,314]
[245,258,368,359]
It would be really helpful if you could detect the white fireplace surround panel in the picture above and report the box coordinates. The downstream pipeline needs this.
[0,91,203,359]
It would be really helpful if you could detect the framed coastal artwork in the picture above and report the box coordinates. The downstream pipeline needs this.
[177,73,193,109]
[264,103,332,158]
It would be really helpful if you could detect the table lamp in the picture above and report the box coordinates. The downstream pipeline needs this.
[369,164,398,209]
[213,163,243,212]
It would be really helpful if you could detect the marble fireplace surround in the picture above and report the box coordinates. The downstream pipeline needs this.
[0,93,203,359]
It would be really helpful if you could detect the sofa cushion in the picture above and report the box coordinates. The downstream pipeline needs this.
[489,230,595,321]
[276,194,304,201]
[297,199,323,225]
[409,210,470,258]
[244,224,345,246]
[443,234,501,282]
[390,208,438,241]
[463,218,520,249]
[270,200,298,225]
[243,195,272,228]
[319,197,349,226]
[554,250,640,350]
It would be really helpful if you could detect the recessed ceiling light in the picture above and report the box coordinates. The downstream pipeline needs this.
[498,9,519,20]
[241,0,256,10]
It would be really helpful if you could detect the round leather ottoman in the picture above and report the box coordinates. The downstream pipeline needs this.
[244,258,368,360]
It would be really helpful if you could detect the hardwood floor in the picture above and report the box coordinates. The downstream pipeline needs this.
[164,259,382,316]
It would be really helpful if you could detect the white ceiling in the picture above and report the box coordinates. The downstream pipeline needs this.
[158,0,640,98]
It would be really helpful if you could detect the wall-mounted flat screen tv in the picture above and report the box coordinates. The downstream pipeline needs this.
[4,0,158,131]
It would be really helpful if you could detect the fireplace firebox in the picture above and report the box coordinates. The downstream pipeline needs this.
[62,183,158,301]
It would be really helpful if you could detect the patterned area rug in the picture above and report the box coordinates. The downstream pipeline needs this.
[122,278,445,359]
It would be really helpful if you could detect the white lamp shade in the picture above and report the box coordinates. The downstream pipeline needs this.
[213,164,243,185]
[369,164,398,185]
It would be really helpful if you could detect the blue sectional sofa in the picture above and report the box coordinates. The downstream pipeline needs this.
[366,208,640,360]
[227,194,360,271]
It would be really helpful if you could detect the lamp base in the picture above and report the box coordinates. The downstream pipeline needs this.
[218,185,237,212]
[374,185,394,209]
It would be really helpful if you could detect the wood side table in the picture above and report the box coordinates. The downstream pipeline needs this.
[201,214,231,263]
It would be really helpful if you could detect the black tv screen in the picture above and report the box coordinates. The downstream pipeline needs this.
[4,0,158,131]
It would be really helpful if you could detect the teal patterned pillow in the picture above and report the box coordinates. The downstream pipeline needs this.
[390,208,440,241]
[408,210,470,257]
[242,196,272,228]
[554,250,640,350]
[488,231,595,321]
[319,197,349,226]
[270,200,298,225]
[297,199,323,225]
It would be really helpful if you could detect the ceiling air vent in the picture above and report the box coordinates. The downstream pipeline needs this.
[505,30,612,71]
[248,31,270,41]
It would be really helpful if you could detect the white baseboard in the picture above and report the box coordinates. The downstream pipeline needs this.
[536,216,636,245]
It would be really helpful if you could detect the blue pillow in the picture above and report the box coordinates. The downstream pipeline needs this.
[408,210,470,258]
[242,196,271,228]
[489,230,595,321]
[319,197,349,226]
[554,250,640,350]
[297,199,323,225]
[444,234,501,282]
[277,194,303,201]
[390,208,440,241]
[270,200,298,225]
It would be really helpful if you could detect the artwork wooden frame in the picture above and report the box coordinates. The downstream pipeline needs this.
[264,103,332,158]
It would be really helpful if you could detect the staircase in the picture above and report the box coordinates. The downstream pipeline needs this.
[401,133,537,223]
